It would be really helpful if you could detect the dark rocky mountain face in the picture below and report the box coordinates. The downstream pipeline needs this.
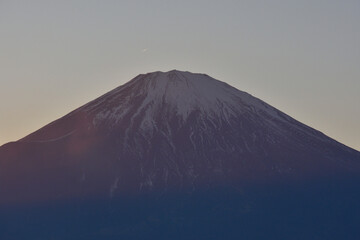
[1,70,360,239]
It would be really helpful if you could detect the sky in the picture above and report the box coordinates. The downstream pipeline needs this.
[0,0,359,150]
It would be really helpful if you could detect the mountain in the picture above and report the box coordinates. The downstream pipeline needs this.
[1,70,360,239]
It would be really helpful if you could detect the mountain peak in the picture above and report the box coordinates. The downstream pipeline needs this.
[135,70,211,87]
[140,69,199,76]
[82,70,278,128]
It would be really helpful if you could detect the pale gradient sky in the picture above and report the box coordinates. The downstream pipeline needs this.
[0,0,359,150]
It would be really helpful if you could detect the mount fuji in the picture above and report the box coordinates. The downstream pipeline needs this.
[1,70,360,239]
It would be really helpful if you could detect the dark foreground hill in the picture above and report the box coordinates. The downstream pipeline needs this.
[1,70,360,239]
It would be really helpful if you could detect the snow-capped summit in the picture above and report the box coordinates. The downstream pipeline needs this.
[0,70,359,205]
[81,70,282,129]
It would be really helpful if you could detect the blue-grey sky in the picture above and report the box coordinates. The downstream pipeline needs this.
[1,0,359,150]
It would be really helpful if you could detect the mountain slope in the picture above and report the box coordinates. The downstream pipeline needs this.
[0,70,359,205]
[1,70,360,240]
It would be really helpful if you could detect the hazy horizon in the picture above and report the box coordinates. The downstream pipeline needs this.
[1,0,359,151]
